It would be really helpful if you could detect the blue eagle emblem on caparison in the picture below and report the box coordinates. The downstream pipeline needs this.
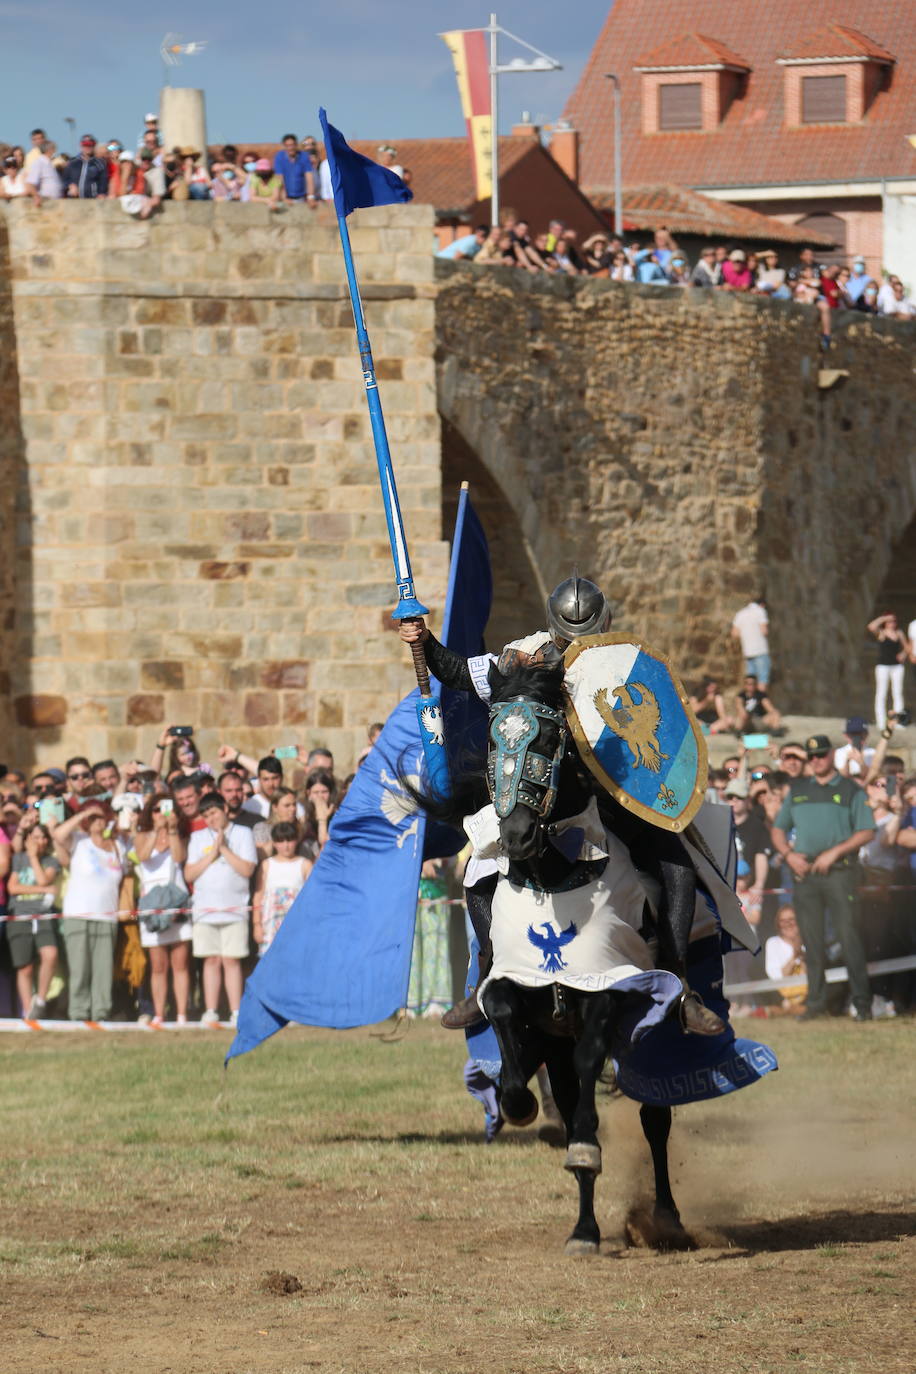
[526,920,578,973]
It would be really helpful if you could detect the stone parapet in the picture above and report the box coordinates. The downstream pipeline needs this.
[436,260,916,713]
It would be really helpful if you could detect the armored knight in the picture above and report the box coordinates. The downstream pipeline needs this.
[399,575,724,1037]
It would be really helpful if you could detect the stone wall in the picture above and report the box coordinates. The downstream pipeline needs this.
[0,201,447,770]
[436,264,916,713]
[3,209,915,773]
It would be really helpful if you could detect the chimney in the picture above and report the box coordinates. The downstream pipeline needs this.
[549,120,579,184]
[511,112,541,139]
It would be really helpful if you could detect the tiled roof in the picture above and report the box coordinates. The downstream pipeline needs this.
[564,0,915,190]
[634,33,751,70]
[779,23,895,62]
[590,183,836,243]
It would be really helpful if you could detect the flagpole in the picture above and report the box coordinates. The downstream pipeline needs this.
[334,206,431,662]
[332,202,450,797]
[489,12,499,228]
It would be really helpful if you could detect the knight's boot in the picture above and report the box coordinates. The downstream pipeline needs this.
[441,941,492,1030]
[678,982,725,1037]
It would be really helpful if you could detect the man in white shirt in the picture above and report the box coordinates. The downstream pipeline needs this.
[834,716,875,780]
[730,596,770,689]
[25,140,63,203]
[185,792,257,1026]
[240,757,283,819]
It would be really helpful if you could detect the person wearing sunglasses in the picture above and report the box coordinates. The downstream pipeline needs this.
[771,735,874,1021]
[64,757,94,812]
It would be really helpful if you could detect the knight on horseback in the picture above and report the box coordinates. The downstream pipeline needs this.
[398,573,723,1037]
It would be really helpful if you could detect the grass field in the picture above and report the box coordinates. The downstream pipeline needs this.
[0,1017,913,1374]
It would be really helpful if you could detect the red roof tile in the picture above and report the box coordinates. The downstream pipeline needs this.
[564,0,916,191]
[634,33,751,70]
[779,23,895,62]
[591,183,835,243]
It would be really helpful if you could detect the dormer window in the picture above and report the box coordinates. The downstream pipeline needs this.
[634,33,751,135]
[778,24,894,127]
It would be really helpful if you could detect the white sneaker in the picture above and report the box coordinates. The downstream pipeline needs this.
[229,1009,239,1029]
[200,1009,221,1027]
[27,996,46,1020]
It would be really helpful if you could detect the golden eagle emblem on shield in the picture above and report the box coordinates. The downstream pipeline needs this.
[594,684,669,773]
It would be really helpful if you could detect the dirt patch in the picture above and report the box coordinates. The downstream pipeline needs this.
[260,1270,303,1296]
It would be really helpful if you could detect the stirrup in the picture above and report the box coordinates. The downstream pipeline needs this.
[678,987,725,1037]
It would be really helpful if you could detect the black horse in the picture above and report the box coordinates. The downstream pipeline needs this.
[418,658,700,1255]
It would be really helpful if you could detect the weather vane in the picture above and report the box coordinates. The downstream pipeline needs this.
[160,33,208,84]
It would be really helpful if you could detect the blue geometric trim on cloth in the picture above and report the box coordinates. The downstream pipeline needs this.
[613,935,779,1106]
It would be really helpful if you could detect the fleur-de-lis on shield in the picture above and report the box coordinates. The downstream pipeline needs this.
[657,783,677,811]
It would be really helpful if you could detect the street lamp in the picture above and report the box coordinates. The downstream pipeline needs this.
[488,13,562,227]
[604,73,623,238]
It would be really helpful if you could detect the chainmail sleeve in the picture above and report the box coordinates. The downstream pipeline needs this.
[423,633,475,693]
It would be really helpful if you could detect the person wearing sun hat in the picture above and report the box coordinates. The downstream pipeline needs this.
[771,735,874,1021]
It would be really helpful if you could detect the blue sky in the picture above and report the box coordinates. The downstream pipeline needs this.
[0,1,608,149]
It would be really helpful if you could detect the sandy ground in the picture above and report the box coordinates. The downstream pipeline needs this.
[0,1020,913,1374]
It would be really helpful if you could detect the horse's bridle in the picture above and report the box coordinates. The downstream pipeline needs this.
[486,698,567,820]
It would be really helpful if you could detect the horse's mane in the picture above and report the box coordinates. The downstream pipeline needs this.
[402,658,567,830]
[489,659,565,708]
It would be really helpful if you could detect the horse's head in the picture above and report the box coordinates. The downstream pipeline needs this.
[486,659,592,862]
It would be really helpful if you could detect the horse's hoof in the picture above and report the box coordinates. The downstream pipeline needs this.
[502,1088,538,1128]
[654,1209,698,1252]
[564,1237,600,1257]
[564,1142,602,1174]
[625,1205,697,1251]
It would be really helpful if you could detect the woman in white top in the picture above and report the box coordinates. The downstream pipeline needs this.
[132,794,191,1025]
[54,803,129,1022]
[764,905,806,1013]
[252,821,312,954]
[1,153,28,198]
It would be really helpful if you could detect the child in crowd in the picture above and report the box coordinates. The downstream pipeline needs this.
[252,821,313,954]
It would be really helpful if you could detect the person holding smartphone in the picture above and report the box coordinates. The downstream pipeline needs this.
[132,795,192,1025]
[54,802,130,1022]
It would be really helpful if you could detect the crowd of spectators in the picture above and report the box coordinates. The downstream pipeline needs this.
[0,119,411,217]
[436,220,916,345]
[0,727,386,1027]
[702,597,916,1022]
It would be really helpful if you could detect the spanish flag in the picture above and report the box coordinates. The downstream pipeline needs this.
[440,29,492,201]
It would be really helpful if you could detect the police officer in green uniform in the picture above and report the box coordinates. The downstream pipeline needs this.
[771,734,875,1020]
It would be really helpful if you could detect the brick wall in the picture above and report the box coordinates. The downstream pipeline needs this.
[0,200,448,772]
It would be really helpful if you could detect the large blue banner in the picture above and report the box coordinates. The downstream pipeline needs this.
[227,492,491,1059]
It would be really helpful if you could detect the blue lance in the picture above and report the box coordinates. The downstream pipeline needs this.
[318,108,449,799]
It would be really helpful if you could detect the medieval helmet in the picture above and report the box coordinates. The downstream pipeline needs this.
[546,574,611,644]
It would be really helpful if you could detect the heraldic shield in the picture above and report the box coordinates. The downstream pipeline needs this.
[563,633,708,833]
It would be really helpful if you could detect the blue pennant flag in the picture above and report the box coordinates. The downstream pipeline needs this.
[227,491,491,1060]
[318,107,413,218]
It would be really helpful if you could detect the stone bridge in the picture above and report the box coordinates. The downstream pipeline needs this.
[1,201,914,767]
